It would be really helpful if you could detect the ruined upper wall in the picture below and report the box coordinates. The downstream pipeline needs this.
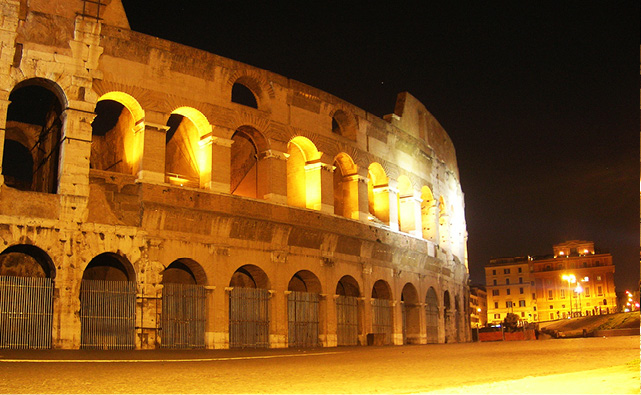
[23,0,130,29]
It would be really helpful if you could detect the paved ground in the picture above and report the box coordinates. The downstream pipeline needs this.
[0,336,638,394]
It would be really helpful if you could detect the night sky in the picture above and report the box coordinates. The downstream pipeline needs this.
[121,2,639,291]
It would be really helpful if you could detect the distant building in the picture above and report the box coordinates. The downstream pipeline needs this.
[469,285,487,328]
[485,240,617,325]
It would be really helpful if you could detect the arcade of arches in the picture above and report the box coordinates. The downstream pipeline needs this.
[0,1,469,350]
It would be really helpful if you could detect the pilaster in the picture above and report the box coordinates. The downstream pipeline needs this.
[257,149,288,204]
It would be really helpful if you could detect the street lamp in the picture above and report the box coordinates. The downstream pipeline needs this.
[575,283,583,316]
[561,274,576,318]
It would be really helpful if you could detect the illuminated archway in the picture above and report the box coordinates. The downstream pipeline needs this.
[371,279,393,345]
[287,136,321,210]
[336,275,361,346]
[421,186,438,242]
[367,162,390,224]
[91,92,145,175]
[229,264,271,348]
[288,270,323,347]
[401,283,420,344]
[425,287,439,343]
[333,153,359,219]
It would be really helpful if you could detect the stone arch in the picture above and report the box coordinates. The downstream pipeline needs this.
[228,73,274,112]
[82,252,136,282]
[371,279,393,299]
[162,258,207,285]
[287,136,322,210]
[91,92,145,175]
[367,162,390,224]
[371,279,393,344]
[0,244,56,279]
[288,270,322,294]
[421,186,438,242]
[443,289,452,343]
[425,286,439,343]
[230,264,270,289]
[3,78,66,193]
[397,175,417,233]
[165,107,212,188]
[330,109,357,141]
[336,275,361,297]
[439,196,451,250]
[401,282,420,344]
[333,152,359,219]
[231,126,269,199]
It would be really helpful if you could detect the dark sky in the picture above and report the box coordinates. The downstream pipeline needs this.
[121,2,639,292]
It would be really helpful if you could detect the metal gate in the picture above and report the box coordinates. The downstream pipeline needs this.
[425,303,439,343]
[372,298,393,345]
[161,283,206,349]
[0,276,53,349]
[336,295,358,346]
[80,279,135,350]
[229,287,269,348]
[288,291,319,348]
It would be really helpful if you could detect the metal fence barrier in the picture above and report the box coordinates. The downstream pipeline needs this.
[425,303,439,343]
[372,298,393,345]
[229,287,269,348]
[288,291,319,348]
[80,279,135,350]
[161,283,206,349]
[0,276,53,349]
[336,295,358,346]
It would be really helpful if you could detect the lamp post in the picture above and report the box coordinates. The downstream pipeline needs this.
[561,274,576,318]
[575,283,583,316]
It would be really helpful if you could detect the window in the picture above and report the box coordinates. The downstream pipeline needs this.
[532,293,536,300]
[493,279,497,285]
[549,305,553,310]
[519,300,526,307]
[531,281,535,286]
[518,267,522,273]
[520,311,525,317]
[492,269,496,275]
[519,277,523,284]
[504,269,510,274]
[561,304,565,308]
[492,289,499,296]
[533,306,537,311]
[494,314,501,319]
[584,287,590,297]
[506,278,510,285]
[548,290,553,300]
[549,313,554,319]
[506,288,511,295]
[597,286,603,296]
[560,289,565,299]
[494,302,498,308]
[596,275,602,281]
[506,301,513,308]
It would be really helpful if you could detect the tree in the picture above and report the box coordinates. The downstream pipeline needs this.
[502,313,519,332]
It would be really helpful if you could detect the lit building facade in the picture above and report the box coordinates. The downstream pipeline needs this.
[485,240,617,325]
[0,0,469,349]
[469,285,487,328]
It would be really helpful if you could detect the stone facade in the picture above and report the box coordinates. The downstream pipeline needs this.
[0,0,470,349]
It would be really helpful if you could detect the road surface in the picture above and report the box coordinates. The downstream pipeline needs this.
[0,336,638,394]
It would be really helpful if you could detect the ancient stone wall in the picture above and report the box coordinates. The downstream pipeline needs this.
[0,0,470,349]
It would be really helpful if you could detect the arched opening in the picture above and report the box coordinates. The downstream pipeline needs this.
[443,290,452,343]
[287,270,322,347]
[336,275,361,346]
[165,114,201,188]
[80,253,136,349]
[333,153,359,219]
[367,163,390,224]
[371,279,393,345]
[287,136,321,210]
[0,244,55,349]
[160,258,207,349]
[231,82,258,109]
[331,110,357,141]
[439,196,451,252]
[230,127,268,199]
[401,283,420,344]
[90,92,144,175]
[421,186,438,242]
[3,81,64,193]
[229,264,270,348]
[425,287,439,343]
[397,175,416,233]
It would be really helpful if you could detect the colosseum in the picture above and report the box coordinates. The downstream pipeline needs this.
[0,0,470,350]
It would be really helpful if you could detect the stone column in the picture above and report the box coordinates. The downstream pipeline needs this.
[324,294,338,347]
[304,159,334,213]
[387,179,400,231]
[210,286,227,349]
[136,122,167,184]
[417,302,427,344]
[391,300,403,345]
[438,306,446,344]
[354,167,370,221]
[358,296,368,346]
[202,131,233,193]
[257,149,288,204]
[0,96,9,186]
[271,290,288,348]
